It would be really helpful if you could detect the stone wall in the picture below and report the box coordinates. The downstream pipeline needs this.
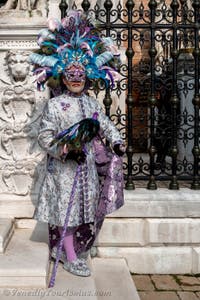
[0,1,49,218]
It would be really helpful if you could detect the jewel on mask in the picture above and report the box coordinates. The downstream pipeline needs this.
[64,63,86,82]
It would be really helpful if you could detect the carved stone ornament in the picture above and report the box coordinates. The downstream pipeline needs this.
[1,51,37,123]
[2,86,36,122]
[0,0,46,11]
[4,50,31,84]
[0,49,49,197]
[1,0,39,10]
[0,40,38,51]
[1,122,41,160]
[0,0,48,23]
[2,160,38,195]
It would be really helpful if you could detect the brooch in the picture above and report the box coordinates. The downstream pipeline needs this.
[60,102,70,111]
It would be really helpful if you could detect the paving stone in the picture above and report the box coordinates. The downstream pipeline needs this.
[177,291,200,300]
[180,285,200,291]
[139,291,180,300]
[195,291,200,298]
[151,275,181,290]
[131,275,155,291]
[177,275,200,286]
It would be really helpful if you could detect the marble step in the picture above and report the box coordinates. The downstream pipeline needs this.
[0,256,140,300]
[50,257,140,300]
[97,246,200,274]
[0,218,140,299]
[46,257,99,300]
[111,188,200,218]
[0,226,49,288]
[92,257,140,300]
[48,256,140,300]
[0,218,15,253]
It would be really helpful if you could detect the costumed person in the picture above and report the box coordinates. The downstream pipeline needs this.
[29,10,125,287]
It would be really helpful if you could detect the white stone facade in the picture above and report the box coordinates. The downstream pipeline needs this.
[0,5,49,216]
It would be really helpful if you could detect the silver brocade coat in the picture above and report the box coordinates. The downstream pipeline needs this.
[33,93,123,227]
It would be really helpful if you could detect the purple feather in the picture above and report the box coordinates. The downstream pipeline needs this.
[106,70,114,88]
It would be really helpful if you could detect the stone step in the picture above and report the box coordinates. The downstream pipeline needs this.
[0,258,140,300]
[0,256,140,300]
[0,225,49,288]
[95,218,200,247]
[52,257,140,300]
[111,188,200,218]
[46,257,99,300]
[92,257,140,300]
[97,246,200,274]
[0,218,15,253]
[0,219,140,299]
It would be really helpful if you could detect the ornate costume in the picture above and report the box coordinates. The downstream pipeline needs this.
[29,9,125,287]
[34,92,123,227]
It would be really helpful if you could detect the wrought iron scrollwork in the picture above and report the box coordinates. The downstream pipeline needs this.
[59,0,200,189]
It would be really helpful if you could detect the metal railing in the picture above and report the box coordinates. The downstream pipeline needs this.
[59,0,200,190]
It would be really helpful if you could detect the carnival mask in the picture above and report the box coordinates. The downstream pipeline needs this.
[63,64,86,95]
[64,63,86,82]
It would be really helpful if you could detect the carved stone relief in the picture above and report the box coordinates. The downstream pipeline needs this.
[0,0,48,23]
[2,87,35,122]
[5,50,31,84]
[2,160,37,195]
[0,49,49,196]
[0,40,38,51]
[0,0,41,11]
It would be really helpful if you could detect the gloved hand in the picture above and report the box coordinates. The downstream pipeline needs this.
[113,144,126,157]
[65,149,86,165]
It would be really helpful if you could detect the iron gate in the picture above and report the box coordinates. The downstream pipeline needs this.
[59,0,200,190]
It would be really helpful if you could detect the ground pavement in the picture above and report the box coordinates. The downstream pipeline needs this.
[131,273,200,300]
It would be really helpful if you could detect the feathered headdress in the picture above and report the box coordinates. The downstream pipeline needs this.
[29,10,121,92]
